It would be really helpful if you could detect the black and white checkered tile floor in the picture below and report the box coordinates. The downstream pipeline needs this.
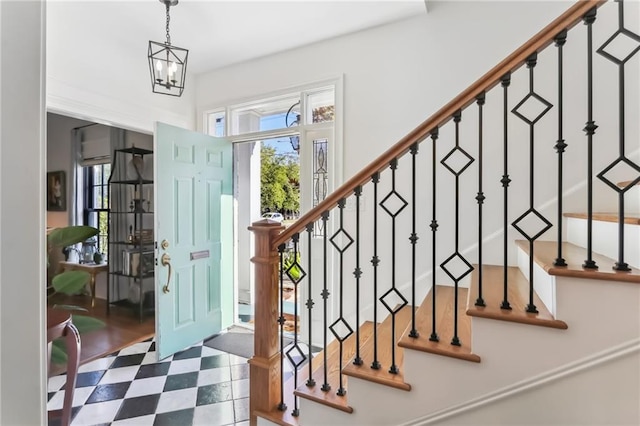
[47,339,250,426]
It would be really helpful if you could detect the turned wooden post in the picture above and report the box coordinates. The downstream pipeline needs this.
[248,219,285,426]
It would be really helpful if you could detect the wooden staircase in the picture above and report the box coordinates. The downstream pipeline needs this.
[268,240,640,425]
[249,0,640,424]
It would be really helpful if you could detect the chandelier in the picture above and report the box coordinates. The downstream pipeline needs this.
[148,0,189,97]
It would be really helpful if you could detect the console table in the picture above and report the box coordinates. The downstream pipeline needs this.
[58,261,108,308]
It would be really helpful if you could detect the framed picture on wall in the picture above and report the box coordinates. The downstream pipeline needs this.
[47,170,66,211]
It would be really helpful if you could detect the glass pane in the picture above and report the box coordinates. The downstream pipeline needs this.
[313,138,329,237]
[231,96,300,135]
[260,137,299,222]
[102,163,111,185]
[208,111,226,137]
[94,164,102,185]
[94,186,102,209]
[306,89,335,124]
[98,211,109,255]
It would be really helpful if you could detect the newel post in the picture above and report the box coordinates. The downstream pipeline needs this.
[248,219,285,426]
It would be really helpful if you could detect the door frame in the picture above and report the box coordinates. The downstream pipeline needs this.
[199,77,344,328]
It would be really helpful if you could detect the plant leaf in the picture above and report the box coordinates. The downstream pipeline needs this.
[52,270,90,295]
[48,226,98,248]
[50,340,68,364]
[70,314,106,334]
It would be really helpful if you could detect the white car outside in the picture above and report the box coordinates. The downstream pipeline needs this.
[262,212,284,222]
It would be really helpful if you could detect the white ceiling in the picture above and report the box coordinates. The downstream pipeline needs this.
[49,0,427,75]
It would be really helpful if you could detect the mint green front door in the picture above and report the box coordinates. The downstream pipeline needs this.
[154,122,233,360]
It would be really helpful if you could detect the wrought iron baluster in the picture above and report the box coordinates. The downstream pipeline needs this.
[501,73,513,311]
[329,199,354,395]
[582,7,599,270]
[409,143,420,338]
[511,52,553,314]
[353,186,364,365]
[283,234,307,417]
[320,211,331,392]
[370,172,381,370]
[305,223,315,387]
[429,129,440,342]
[440,111,474,347]
[554,30,568,267]
[596,0,640,271]
[277,244,287,412]
[380,158,408,373]
[476,93,486,307]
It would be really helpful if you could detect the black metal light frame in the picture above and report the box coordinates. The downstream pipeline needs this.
[148,0,189,97]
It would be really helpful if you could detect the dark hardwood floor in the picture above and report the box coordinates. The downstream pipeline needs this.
[48,294,155,376]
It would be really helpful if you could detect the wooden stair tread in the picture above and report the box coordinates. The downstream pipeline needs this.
[398,286,480,362]
[294,321,375,413]
[564,212,640,225]
[516,240,640,284]
[466,265,567,329]
[343,305,413,391]
[617,180,640,188]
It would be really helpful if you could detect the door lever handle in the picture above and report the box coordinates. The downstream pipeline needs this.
[161,253,172,294]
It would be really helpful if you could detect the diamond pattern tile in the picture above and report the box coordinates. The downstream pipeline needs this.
[440,252,474,283]
[597,28,640,65]
[512,208,552,241]
[512,92,553,125]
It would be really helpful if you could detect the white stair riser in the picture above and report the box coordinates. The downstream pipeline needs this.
[566,217,640,269]
[516,246,556,315]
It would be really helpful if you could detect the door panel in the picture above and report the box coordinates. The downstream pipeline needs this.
[155,122,233,360]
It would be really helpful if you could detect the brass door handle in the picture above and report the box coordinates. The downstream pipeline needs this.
[161,253,172,293]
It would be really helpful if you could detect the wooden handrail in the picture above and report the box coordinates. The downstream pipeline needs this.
[273,0,605,249]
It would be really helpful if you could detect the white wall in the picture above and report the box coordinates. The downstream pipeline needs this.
[437,349,640,425]
[46,1,196,133]
[0,1,47,424]
[196,1,571,175]
[195,1,597,341]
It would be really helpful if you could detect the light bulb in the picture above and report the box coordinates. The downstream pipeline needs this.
[155,60,163,72]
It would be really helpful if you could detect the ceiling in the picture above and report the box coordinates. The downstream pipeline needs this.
[48,0,428,75]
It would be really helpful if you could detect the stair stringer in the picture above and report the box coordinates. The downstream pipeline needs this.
[297,275,640,425]
[399,338,640,426]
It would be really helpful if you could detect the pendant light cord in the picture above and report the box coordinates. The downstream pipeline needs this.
[165,2,171,46]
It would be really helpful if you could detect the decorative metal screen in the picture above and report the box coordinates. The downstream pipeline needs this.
[313,138,329,237]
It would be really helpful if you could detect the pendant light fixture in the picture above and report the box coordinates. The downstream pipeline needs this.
[148,0,188,97]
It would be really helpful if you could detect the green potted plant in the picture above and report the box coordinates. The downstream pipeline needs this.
[47,225,105,364]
